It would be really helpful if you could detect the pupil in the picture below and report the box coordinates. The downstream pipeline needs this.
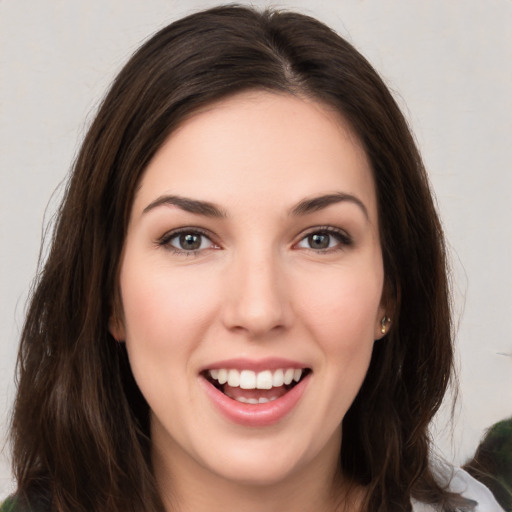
[309,233,329,249]
[180,233,201,250]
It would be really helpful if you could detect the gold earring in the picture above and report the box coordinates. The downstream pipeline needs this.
[381,316,390,334]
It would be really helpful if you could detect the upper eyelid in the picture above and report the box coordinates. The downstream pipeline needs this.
[156,225,351,248]
[293,226,353,249]
[295,225,351,240]
[158,226,214,241]
[156,227,220,253]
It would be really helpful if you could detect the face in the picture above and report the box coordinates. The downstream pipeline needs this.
[111,91,387,488]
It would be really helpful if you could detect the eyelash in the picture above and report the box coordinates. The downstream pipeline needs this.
[157,227,217,256]
[295,226,352,253]
[157,225,352,255]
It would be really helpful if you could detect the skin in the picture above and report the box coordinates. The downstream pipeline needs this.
[111,91,388,512]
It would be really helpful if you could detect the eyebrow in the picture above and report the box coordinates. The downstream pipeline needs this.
[142,195,227,218]
[290,192,369,219]
[142,192,368,220]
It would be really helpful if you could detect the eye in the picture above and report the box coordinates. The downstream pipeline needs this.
[159,229,217,254]
[296,228,351,252]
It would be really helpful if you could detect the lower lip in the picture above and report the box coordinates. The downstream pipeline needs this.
[200,374,310,427]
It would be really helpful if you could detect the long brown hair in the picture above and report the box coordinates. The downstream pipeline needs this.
[11,5,466,511]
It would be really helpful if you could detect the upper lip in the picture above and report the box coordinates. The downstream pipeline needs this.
[200,357,310,373]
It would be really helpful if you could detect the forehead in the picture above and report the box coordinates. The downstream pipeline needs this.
[132,91,377,221]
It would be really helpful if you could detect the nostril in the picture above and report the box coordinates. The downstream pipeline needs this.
[221,269,290,335]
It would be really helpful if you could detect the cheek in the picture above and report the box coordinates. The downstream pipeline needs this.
[119,255,221,358]
[295,264,383,350]
[290,264,383,441]
[118,256,223,419]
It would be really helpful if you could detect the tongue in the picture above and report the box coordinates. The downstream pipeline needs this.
[223,384,289,401]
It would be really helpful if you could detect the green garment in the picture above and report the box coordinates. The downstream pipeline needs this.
[0,497,17,512]
[0,497,37,512]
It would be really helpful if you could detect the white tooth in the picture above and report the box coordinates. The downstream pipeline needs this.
[239,370,256,389]
[283,368,294,385]
[236,396,248,403]
[269,396,278,402]
[259,397,270,403]
[217,369,228,385]
[247,398,258,404]
[210,369,219,380]
[272,369,284,387]
[227,369,240,387]
[293,369,303,382]
[256,370,273,390]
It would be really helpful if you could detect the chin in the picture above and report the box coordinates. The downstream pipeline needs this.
[208,456,305,487]
[198,433,328,488]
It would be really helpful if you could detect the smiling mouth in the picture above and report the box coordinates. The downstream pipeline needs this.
[202,368,312,404]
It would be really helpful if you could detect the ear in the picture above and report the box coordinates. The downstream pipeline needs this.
[374,281,396,340]
[109,314,126,342]
[374,311,391,340]
[108,286,126,341]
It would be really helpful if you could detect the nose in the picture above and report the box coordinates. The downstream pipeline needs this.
[221,249,291,338]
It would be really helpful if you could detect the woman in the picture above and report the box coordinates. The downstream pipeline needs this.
[3,5,503,512]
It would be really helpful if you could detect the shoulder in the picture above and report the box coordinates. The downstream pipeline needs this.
[0,495,48,512]
[447,468,505,511]
[0,497,17,512]
[411,467,505,512]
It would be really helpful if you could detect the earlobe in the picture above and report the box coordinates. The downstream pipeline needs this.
[108,315,126,342]
[375,280,397,340]
[374,315,391,340]
[378,316,391,338]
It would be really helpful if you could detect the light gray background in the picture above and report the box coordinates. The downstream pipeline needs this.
[1,0,511,497]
